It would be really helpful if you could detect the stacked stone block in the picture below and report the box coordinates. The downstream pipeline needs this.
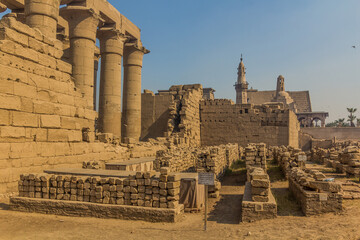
[245,143,267,170]
[155,143,239,180]
[242,167,277,222]
[249,168,270,202]
[18,170,181,209]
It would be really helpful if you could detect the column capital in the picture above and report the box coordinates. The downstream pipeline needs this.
[60,6,103,42]
[98,27,128,55]
[123,43,150,67]
[125,42,150,54]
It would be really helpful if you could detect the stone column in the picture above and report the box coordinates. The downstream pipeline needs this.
[321,118,326,128]
[60,6,102,109]
[97,28,126,138]
[122,43,150,143]
[25,0,61,39]
[93,50,100,111]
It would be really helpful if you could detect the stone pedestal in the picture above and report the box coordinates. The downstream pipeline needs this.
[25,0,61,39]
[98,28,126,138]
[122,43,149,143]
[60,6,101,109]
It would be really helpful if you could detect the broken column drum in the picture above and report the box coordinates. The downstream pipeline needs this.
[25,0,61,39]
[122,43,149,142]
[98,28,126,138]
[60,6,101,109]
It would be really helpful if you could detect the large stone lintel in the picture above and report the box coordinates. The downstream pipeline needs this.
[10,197,184,223]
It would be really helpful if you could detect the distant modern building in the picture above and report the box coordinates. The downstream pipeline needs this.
[234,57,328,127]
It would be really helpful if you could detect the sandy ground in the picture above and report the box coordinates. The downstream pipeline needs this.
[1,167,360,240]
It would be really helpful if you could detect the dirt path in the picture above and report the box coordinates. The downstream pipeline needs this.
[1,169,360,240]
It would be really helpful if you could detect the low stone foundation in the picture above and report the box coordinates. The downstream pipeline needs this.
[10,197,183,222]
[241,182,277,222]
[288,176,342,216]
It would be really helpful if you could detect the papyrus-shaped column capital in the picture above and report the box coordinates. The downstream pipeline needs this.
[123,43,150,67]
[97,28,128,56]
[60,6,103,42]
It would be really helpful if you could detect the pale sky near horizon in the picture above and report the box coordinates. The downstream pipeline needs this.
[1,1,359,122]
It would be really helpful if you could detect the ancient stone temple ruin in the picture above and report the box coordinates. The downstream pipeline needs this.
[0,0,356,230]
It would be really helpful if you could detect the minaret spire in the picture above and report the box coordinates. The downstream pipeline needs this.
[235,54,248,104]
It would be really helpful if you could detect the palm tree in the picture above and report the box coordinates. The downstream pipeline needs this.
[337,118,345,127]
[347,108,357,127]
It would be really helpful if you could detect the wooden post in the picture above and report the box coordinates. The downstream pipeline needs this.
[204,185,208,231]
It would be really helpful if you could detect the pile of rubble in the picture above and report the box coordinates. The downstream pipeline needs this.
[338,146,360,177]
[273,146,307,177]
[312,146,360,177]
[82,161,101,169]
[17,168,181,209]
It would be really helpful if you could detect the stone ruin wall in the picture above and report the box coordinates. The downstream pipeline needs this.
[299,128,360,151]
[200,99,300,148]
[141,84,203,147]
[155,143,239,179]
[272,146,343,215]
[16,168,181,210]
[0,15,163,194]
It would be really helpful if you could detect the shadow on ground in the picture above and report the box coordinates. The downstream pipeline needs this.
[208,193,243,224]
[0,203,10,210]
[271,187,302,217]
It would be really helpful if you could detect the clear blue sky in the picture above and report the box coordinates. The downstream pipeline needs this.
[1,1,359,122]
[108,0,360,122]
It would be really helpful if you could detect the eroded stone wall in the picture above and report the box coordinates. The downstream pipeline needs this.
[141,84,203,147]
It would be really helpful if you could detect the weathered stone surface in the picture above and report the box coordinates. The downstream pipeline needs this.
[10,197,183,223]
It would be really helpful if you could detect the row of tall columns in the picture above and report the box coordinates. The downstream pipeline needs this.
[23,1,149,142]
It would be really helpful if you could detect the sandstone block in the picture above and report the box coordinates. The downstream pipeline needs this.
[0,93,21,110]
[167,181,180,189]
[251,179,270,188]
[0,126,25,138]
[252,195,269,202]
[251,187,269,196]
[40,115,61,128]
